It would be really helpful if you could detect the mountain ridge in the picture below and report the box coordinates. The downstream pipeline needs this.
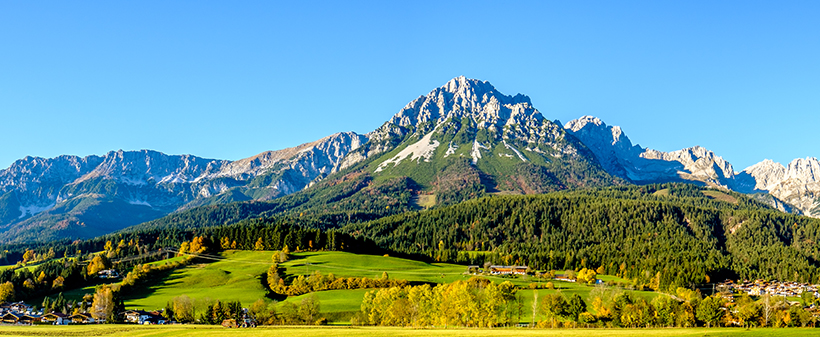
[564,115,820,216]
[1,76,819,243]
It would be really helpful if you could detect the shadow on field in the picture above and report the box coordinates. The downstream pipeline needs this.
[120,267,184,303]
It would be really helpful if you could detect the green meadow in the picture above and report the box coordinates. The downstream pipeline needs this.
[77,250,666,323]
[123,250,273,310]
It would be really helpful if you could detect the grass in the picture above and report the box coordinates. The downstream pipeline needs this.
[413,194,437,208]
[278,252,667,322]
[0,325,819,337]
[653,188,670,196]
[0,257,68,272]
[123,250,274,310]
[281,251,471,284]
[702,190,738,204]
[45,251,667,324]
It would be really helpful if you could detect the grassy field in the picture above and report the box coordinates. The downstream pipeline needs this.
[42,251,666,322]
[412,194,437,208]
[0,325,818,337]
[702,190,738,204]
[123,250,274,310]
[233,251,666,321]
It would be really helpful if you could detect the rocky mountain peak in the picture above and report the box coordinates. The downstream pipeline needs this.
[786,157,820,182]
[566,116,735,186]
[564,116,643,178]
[387,76,540,130]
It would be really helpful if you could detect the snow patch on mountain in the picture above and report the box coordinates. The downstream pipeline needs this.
[503,140,527,161]
[18,203,54,219]
[471,139,489,164]
[128,200,152,207]
[444,141,458,158]
[375,131,440,172]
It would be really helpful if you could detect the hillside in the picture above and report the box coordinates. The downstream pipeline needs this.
[343,183,820,287]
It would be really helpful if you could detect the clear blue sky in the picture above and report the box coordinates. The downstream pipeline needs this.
[2,1,818,171]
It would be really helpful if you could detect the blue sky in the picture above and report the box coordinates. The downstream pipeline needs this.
[1,1,818,171]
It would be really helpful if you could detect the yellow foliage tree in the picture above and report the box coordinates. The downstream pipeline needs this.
[22,249,35,263]
[0,282,14,302]
[87,255,111,276]
[52,276,65,290]
[179,241,190,255]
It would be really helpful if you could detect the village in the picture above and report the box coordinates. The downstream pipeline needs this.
[718,279,820,300]
[1,301,256,327]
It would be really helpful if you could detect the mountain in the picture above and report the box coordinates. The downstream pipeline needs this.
[0,77,615,243]
[123,77,620,235]
[565,115,820,217]
[737,158,820,216]
[342,77,617,199]
[0,132,367,243]
[5,76,819,243]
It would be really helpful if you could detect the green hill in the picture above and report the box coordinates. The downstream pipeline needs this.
[124,250,273,310]
[110,250,664,323]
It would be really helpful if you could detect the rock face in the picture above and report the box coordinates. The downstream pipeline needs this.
[565,116,735,187]
[738,158,820,217]
[564,116,643,180]
[565,116,820,217]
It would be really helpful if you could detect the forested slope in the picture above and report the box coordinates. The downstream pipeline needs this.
[343,184,820,289]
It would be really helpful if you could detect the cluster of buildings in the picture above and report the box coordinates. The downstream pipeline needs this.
[123,310,166,325]
[466,265,529,275]
[719,279,820,298]
[0,302,95,325]
[0,301,174,325]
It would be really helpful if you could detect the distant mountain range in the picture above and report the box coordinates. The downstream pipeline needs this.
[564,115,820,216]
[1,76,818,243]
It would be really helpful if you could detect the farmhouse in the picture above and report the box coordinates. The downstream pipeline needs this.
[0,301,33,314]
[489,265,528,275]
[69,312,96,324]
[124,309,165,324]
[42,312,69,325]
[1,312,41,324]
[98,269,120,279]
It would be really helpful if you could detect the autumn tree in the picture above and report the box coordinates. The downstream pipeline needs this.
[91,284,114,322]
[172,295,195,323]
[249,299,275,324]
[22,249,35,263]
[0,281,14,302]
[696,294,725,327]
[540,293,567,328]
[87,255,112,276]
